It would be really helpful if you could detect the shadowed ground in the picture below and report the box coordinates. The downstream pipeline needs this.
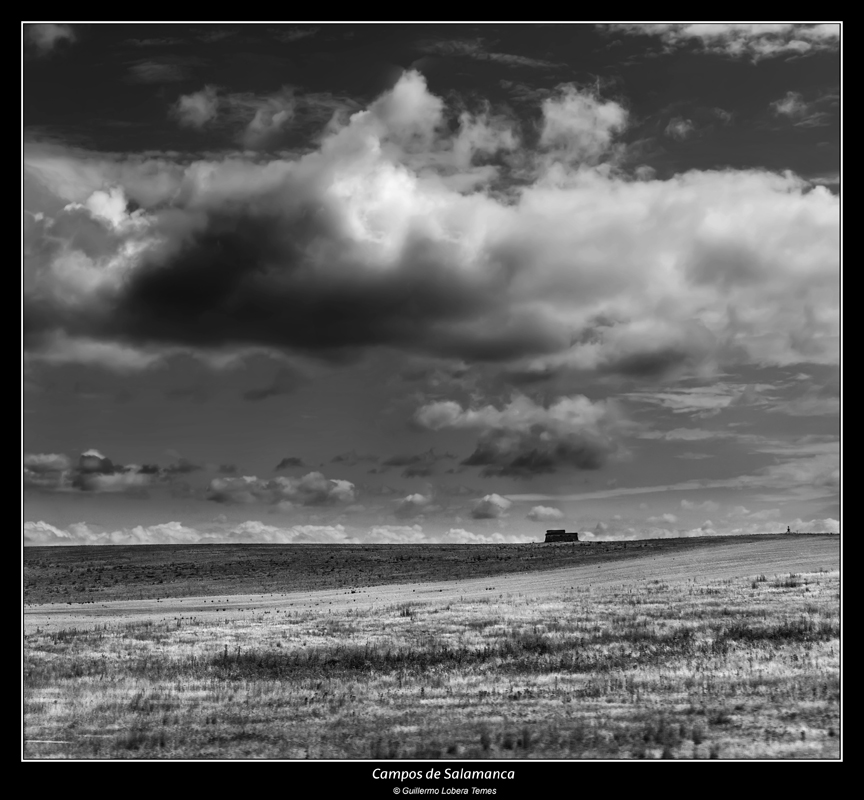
[25,533,833,606]
[25,535,838,634]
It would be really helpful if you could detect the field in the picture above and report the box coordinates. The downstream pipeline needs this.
[24,535,793,606]
[23,535,841,759]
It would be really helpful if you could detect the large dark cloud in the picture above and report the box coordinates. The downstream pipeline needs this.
[24,71,839,375]
[462,428,610,477]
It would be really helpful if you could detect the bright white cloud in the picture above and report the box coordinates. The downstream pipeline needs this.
[526,505,564,522]
[539,87,628,165]
[24,520,532,546]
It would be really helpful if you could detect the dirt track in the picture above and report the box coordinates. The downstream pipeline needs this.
[24,536,839,633]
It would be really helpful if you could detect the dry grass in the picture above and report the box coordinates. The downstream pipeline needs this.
[24,567,840,759]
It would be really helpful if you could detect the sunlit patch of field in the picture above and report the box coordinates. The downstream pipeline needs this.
[24,565,840,759]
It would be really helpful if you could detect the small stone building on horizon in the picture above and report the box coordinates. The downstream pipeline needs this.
[544,529,579,543]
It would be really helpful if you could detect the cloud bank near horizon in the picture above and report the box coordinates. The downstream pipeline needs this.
[24,514,838,547]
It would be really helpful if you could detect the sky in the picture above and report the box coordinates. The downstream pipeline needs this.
[22,23,841,546]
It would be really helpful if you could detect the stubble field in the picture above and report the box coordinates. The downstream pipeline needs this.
[23,535,840,759]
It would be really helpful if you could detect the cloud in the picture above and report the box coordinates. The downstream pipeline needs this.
[24,72,839,373]
[241,367,306,401]
[226,521,353,544]
[67,450,154,493]
[771,91,807,118]
[415,394,625,476]
[416,38,562,70]
[526,505,564,522]
[539,87,628,165]
[23,452,71,490]
[26,333,166,372]
[664,117,695,141]
[331,450,378,466]
[382,448,454,477]
[681,499,720,512]
[207,471,356,506]
[163,458,203,475]
[509,445,839,505]
[275,457,305,470]
[23,449,235,495]
[438,527,525,543]
[127,57,201,83]
[609,23,840,62]
[767,389,840,417]
[25,520,209,546]
[174,86,220,128]
[639,427,743,441]
[24,449,155,494]
[626,383,772,417]
[26,24,75,56]
[770,91,833,128]
[471,493,512,519]
[722,516,839,536]
[24,519,529,545]
[25,521,78,544]
[240,91,296,149]
[394,492,433,519]
[23,453,71,473]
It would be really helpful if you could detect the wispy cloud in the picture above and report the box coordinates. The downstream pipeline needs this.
[417,38,563,70]
[770,91,835,128]
[26,24,75,56]
[664,117,695,141]
[242,367,306,402]
[127,57,203,83]
[608,23,840,62]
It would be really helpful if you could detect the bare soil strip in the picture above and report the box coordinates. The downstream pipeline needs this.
[25,536,838,634]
